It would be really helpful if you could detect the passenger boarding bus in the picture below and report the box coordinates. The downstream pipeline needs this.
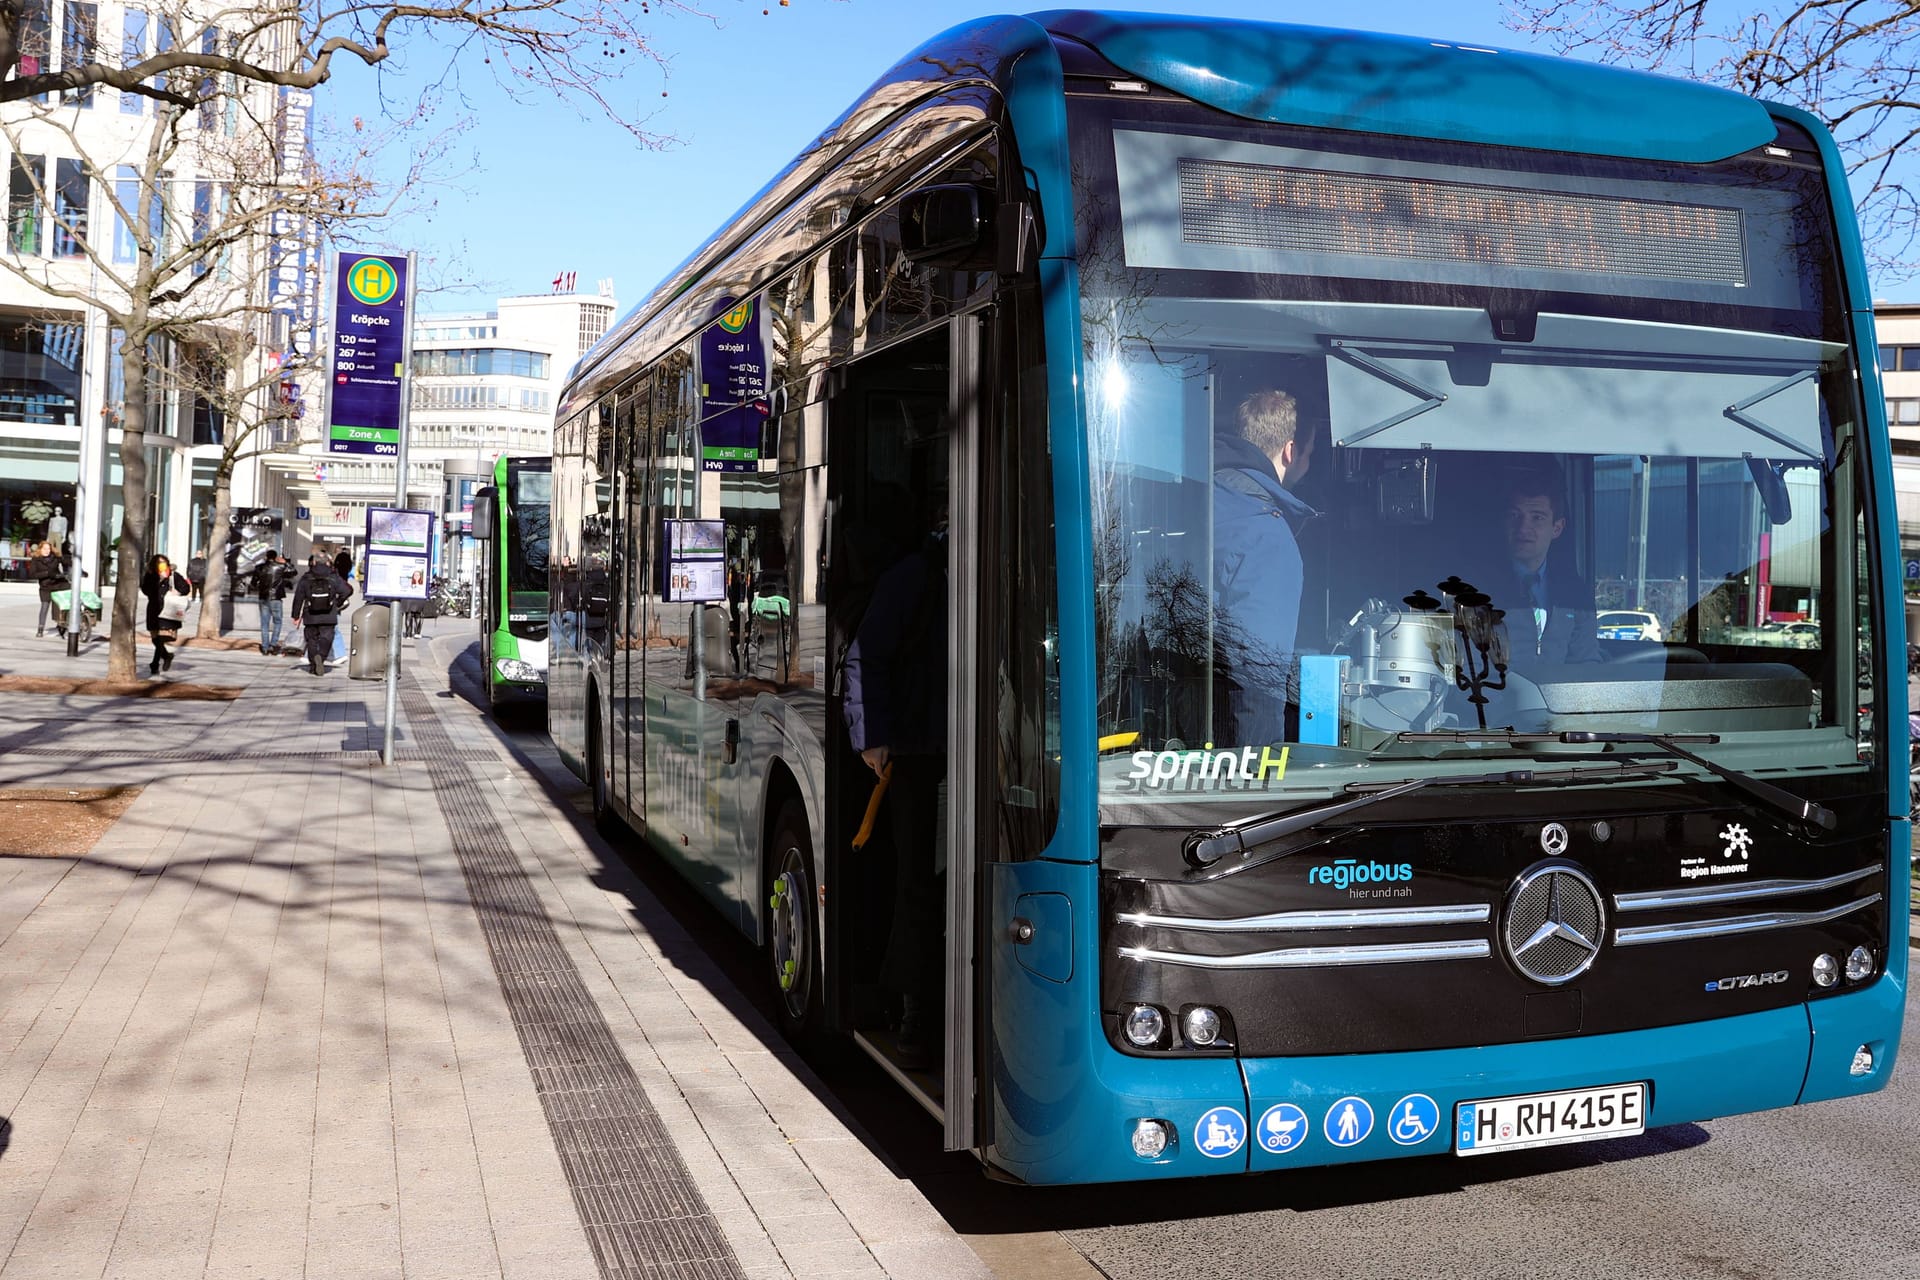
[472,454,551,710]
[548,13,1907,1184]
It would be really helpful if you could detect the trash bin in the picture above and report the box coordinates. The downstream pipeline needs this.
[349,603,393,680]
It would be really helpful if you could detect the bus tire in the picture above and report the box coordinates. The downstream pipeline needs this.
[589,705,617,838]
[765,800,821,1042]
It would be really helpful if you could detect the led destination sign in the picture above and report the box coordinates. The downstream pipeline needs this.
[1112,129,1802,309]
[1177,157,1747,286]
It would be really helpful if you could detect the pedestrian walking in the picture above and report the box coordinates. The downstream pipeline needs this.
[30,540,67,637]
[329,549,355,666]
[254,551,290,655]
[290,552,352,677]
[141,554,191,676]
[186,549,208,602]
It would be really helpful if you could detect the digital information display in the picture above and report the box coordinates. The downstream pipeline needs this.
[663,518,726,602]
[364,506,433,602]
[328,254,410,456]
[1176,156,1746,285]
[1113,129,1801,310]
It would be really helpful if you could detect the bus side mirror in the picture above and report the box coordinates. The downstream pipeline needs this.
[472,488,496,540]
[899,184,991,266]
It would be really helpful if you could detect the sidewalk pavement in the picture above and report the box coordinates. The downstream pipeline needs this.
[0,582,994,1280]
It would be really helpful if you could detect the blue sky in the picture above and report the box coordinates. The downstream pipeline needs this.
[323,2,1862,316]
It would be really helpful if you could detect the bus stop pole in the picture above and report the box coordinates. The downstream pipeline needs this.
[381,252,419,767]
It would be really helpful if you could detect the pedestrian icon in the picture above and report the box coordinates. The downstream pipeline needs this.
[1256,1103,1309,1154]
[1193,1106,1247,1159]
[1324,1096,1375,1148]
[1388,1093,1440,1146]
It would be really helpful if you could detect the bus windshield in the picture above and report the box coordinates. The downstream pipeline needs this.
[505,462,551,636]
[1070,95,1877,823]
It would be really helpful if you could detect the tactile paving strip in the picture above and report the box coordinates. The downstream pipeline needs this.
[398,676,746,1280]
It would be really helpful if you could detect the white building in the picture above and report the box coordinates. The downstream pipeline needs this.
[293,289,614,579]
[1876,303,1920,525]
[0,1,320,595]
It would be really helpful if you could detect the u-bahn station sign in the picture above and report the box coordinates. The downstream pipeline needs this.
[328,254,410,456]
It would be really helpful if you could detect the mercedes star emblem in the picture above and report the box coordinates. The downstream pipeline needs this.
[1540,823,1569,855]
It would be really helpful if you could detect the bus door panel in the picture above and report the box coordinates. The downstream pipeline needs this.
[643,347,732,909]
[821,324,966,1121]
[943,317,983,1151]
[618,382,652,822]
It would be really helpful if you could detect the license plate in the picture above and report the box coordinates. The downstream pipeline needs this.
[1454,1082,1646,1156]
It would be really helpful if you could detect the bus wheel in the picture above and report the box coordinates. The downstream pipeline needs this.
[766,801,820,1041]
[589,708,617,837]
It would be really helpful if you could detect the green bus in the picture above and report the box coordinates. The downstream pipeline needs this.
[471,453,551,710]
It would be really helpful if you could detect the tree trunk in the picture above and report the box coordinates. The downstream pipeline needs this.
[196,470,232,639]
[106,340,149,682]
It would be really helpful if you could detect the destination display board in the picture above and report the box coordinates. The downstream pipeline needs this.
[329,255,411,456]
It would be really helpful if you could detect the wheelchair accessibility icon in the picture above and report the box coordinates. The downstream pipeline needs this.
[1388,1093,1440,1146]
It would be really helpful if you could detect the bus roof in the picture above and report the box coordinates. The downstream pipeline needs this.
[1038,11,1774,164]
[566,10,1782,396]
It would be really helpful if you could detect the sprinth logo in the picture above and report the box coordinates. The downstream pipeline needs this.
[345,257,398,306]
[1309,859,1413,890]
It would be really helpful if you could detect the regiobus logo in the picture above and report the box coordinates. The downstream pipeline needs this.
[1308,859,1415,890]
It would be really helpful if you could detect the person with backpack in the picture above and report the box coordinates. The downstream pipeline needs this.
[290,552,352,677]
[185,549,208,602]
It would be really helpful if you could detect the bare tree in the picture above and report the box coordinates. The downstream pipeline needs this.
[1507,1,1920,276]
[0,20,372,678]
[0,0,705,145]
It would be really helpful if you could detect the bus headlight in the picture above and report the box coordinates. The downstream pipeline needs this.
[1845,946,1875,982]
[1182,1006,1223,1048]
[1123,1004,1166,1048]
[1811,953,1839,988]
[496,659,546,683]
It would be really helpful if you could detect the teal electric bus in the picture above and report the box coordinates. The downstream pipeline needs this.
[548,12,1907,1184]
[472,453,551,710]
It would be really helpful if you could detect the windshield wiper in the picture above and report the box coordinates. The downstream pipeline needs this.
[1394,729,1838,831]
[1183,760,1679,871]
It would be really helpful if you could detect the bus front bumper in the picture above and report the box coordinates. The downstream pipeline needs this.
[988,976,1903,1184]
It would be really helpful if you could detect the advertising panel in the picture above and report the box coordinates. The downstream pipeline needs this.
[364,506,433,601]
[663,518,726,602]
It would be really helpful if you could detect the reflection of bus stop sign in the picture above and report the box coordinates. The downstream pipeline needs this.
[696,297,770,472]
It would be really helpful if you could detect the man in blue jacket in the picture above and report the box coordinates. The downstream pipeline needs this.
[1486,470,1601,667]
[1213,389,1317,744]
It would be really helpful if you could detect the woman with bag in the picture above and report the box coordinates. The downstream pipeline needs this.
[141,553,191,675]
